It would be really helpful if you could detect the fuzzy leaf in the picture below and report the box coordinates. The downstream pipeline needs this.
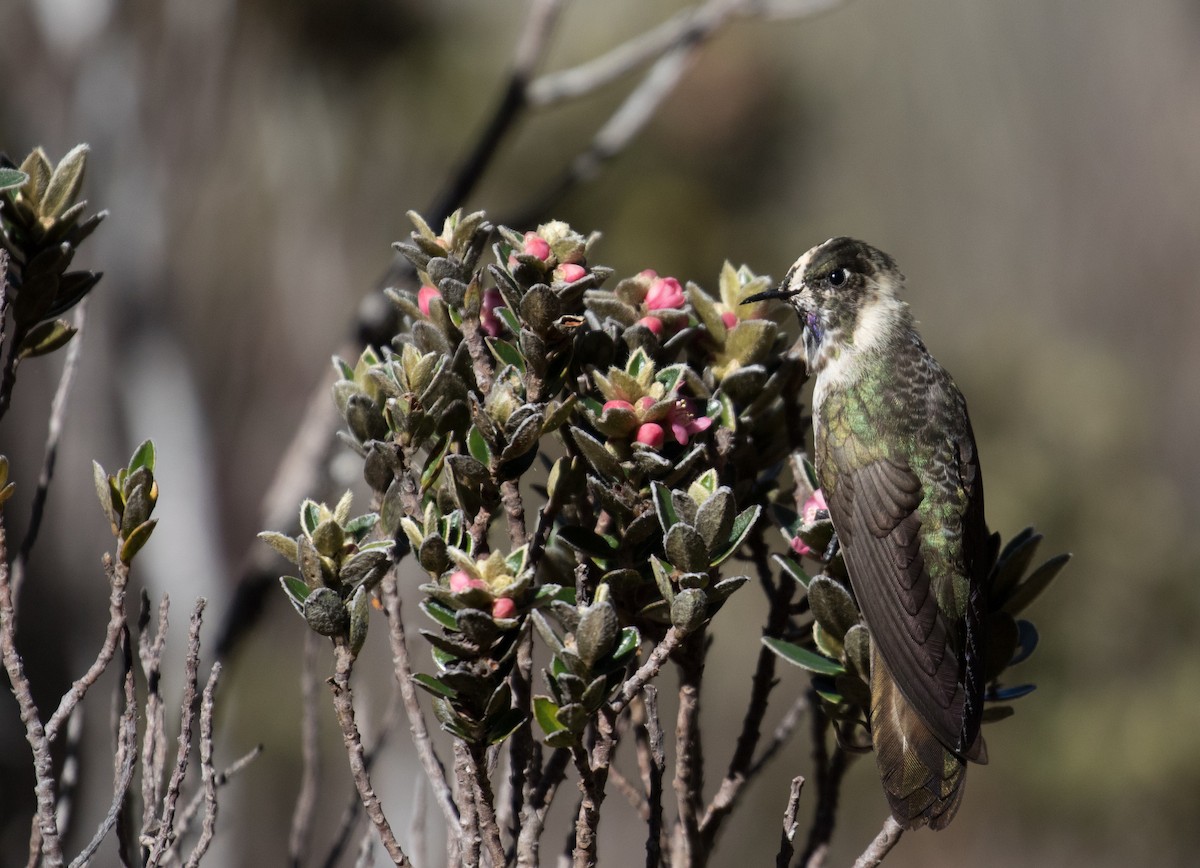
[17,318,76,359]
[569,426,624,481]
[762,637,844,676]
[808,576,859,642]
[709,505,761,566]
[119,519,156,564]
[280,576,310,615]
[259,531,299,564]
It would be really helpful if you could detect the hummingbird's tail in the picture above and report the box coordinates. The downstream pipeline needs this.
[869,645,982,830]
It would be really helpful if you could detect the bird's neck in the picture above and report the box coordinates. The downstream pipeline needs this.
[809,294,912,416]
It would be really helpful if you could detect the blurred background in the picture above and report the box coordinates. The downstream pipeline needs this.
[2,0,1198,865]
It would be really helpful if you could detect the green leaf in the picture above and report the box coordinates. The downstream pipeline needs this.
[128,439,156,474]
[420,599,459,630]
[16,318,76,359]
[0,167,27,192]
[709,504,761,566]
[93,460,116,531]
[808,576,859,642]
[413,673,458,699]
[41,143,88,220]
[300,500,322,536]
[772,554,810,589]
[486,707,526,744]
[258,531,299,564]
[280,576,310,615]
[533,695,566,734]
[762,637,844,676]
[348,585,370,655]
[467,425,492,466]
[486,337,525,372]
[568,426,624,482]
[651,481,680,533]
[119,519,157,564]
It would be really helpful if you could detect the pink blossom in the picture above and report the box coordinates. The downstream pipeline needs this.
[790,489,828,557]
[645,276,685,311]
[523,232,551,261]
[635,423,665,449]
[481,288,504,337]
[449,570,487,593]
[721,311,738,330]
[636,396,656,413]
[418,285,440,316]
[603,399,634,414]
[555,263,587,283]
[638,316,664,336]
[665,400,712,446]
[491,598,517,619]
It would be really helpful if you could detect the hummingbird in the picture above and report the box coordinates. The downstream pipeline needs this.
[743,237,989,829]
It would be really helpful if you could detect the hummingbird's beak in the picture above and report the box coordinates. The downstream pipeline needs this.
[740,287,800,305]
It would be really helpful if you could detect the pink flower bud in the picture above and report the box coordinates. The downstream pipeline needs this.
[491,597,517,619]
[645,276,685,311]
[522,232,551,261]
[635,423,665,449]
[721,311,738,329]
[555,263,587,283]
[603,400,634,414]
[481,288,504,337]
[790,536,814,558]
[638,316,664,336]
[636,396,656,412]
[801,489,828,525]
[418,285,440,317]
[449,570,486,593]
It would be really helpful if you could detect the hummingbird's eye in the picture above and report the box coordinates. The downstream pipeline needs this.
[827,268,848,287]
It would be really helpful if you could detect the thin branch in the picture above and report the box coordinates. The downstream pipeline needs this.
[427,0,567,225]
[140,593,171,848]
[748,692,809,778]
[611,626,685,716]
[182,661,223,868]
[45,554,130,741]
[642,686,666,868]
[798,701,851,868]
[174,744,263,849]
[672,633,705,866]
[329,641,410,866]
[454,742,482,868]
[68,626,137,868]
[467,742,507,868]
[290,629,321,866]
[380,572,461,834]
[852,816,904,868]
[775,776,805,868]
[145,598,207,866]
[570,706,616,868]
[11,299,87,613]
[0,524,63,866]
[516,746,571,867]
[699,533,796,846]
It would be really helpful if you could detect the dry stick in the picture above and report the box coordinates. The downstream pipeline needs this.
[775,776,806,868]
[748,692,809,778]
[607,764,650,819]
[0,526,63,866]
[570,707,616,868]
[380,572,461,835]
[10,299,87,614]
[672,633,706,867]
[146,599,207,866]
[427,0,566,226]
[611,626,685,716]
[467,742,507,868]
[68,627,137,868]
[507,627,537,851]
[797,702,850,868]
[174,745,263,852]
[643,686,667,868]
[139,594,171,849]
[45,554,130,741]
[329,641,410,866]
[454,743,482,868]
[699,535,796,847]
[851,817,904,868]
[182,661,223,868]
[289,630,322,866]
[515,747,570,867]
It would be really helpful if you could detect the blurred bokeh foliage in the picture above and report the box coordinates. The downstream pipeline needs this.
[2,0,1199,865]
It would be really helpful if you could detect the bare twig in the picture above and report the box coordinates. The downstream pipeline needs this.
[290,630,322,865]
[642,686,666,868]
[748,692,809,778]
[145,598,207,866]
[467,742,507,868]
[140,593,171,849]
[182,661,223,867]
[672,634,706,866]
[775,776,805,868]
[68,627,137,868]
[427,0,567,225]
[10,300,87,612]
[700,534,796,846]
[174,744,263,850]
[570,706,616,868]
[0,524,63,866]
[454,742,482,868]
[329,641,410,865]
[611,626,685,716]
[852,816,904,868]
[46,554,130,742]
[798,701,851,868]
[516,747,571,867]
[380,572,461,834]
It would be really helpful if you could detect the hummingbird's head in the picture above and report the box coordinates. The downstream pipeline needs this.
[741,237,909,373]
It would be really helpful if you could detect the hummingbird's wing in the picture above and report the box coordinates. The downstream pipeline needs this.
[825,452,981,758]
